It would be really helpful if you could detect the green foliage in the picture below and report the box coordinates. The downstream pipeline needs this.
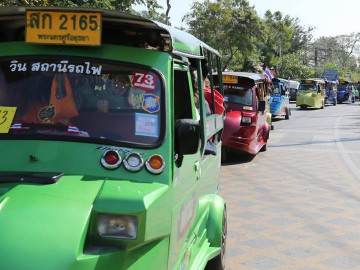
[184,0,266,71]
[136,9,168,24]
[262,10,313,75]
[310,33,360,80]
[277,52,315,80]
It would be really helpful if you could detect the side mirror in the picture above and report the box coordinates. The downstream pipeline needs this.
[257,100,266,112]
[175,119,200,166]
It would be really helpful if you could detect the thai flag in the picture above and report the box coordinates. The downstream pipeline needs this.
[67,126,80,133]
[264,67,275,82]
[10,123,29,130]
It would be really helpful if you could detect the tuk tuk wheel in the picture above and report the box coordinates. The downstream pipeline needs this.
[260,143,267,152]
[205,206,227,270]
[221,147,228,163]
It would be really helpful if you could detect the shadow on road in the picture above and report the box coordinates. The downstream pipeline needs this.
[221,152,255,166]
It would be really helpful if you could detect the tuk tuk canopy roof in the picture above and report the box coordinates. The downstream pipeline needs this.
[222,71,265,83]
[301,78,326,84]
[0,6,219,59]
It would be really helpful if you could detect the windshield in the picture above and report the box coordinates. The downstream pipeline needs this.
[224,87,253,106]
[326,84,336,90]
[0,57,163,145]
[299,83,317,91]
[337,84,349,91]
[272,83,281,94]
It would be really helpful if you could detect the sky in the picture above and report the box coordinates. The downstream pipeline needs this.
[139,0,360,39]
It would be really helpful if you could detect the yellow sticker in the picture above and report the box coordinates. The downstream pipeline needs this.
[223,75,238,84]
[0,106,17,133]
[26,10,102,46]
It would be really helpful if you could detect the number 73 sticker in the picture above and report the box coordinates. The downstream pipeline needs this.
[0,106,17,133]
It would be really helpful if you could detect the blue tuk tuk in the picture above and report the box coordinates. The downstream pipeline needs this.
[337,79,355,103]
[269,78,291,119]
[324,80,337,106]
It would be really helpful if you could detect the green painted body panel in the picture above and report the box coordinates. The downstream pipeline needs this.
[0,7,225,270]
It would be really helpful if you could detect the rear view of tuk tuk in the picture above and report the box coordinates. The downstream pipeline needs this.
[296,78,325,109]
[337,79,355,104]
[0,7,226,270]
[215,72,270,160]
[324,80,337,106]
[288,80,300,101]
[269,78,291,119]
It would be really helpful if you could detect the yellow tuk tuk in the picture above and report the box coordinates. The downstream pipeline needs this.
[296,78,325,109]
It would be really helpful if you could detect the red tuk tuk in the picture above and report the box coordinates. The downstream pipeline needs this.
[214,72,270,160]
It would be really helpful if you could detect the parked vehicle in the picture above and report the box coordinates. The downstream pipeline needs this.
[214,72,270,159]
[296,78,326,109]
[288,80,300,101]
[270,78,291,119]
[324,80,338,106]
[337,79,355,104]
[0,7,227,270]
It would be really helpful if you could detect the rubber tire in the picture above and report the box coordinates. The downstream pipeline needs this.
[285,109,290,120]
[205,206,227,270]
[260,143,267,152]
[221,147,228,163]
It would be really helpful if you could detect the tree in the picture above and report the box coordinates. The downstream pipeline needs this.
[260,10,314,77]
[309,33,360,79]
[277,52,316,80]
[183,0,266,71]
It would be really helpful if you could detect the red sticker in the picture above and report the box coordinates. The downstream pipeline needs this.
[132,71,156,91]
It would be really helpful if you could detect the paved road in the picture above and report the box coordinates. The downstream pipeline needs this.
[220,101,360,270]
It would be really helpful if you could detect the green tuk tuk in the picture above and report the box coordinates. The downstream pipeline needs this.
[0,7,226,270]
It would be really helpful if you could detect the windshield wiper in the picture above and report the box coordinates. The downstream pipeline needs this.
[0,172,63,184]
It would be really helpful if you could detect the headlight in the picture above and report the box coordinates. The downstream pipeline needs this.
[97,214,138,239]
[242,116,252,124]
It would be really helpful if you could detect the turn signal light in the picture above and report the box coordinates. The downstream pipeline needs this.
[145,154,165,174]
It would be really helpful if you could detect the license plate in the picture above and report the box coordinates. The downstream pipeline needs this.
[273,98,279,102]
[26,10,102,46]
[223,75,238,84]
